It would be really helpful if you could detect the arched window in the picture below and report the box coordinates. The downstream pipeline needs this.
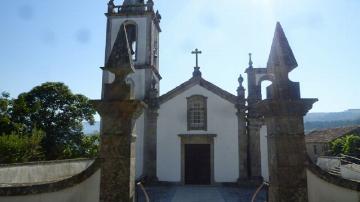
[187,95,207,131]
[123,22,137,61]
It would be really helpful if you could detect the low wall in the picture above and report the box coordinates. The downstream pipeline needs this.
[0,171,100,202]
[316,156,340,172]
[0,159,94,185]
[0,159,101,202]
[341,164,360,181]
[307,161,360,202]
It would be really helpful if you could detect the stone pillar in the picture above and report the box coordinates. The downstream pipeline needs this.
[143,79,159,182]
[247,117,263,178]
[256,22,317,202]
[92,24,145,202]
[94,101,144,202]
[257,100,316,201]
[245,54,263,180]
[236,75,249,180]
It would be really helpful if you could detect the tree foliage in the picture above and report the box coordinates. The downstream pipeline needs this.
[330,134,360,158]
[0,129,45,164]
[62,133,100,159]
[0,82,97,161]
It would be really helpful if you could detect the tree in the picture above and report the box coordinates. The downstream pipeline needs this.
[330,134,360,158]
[331,138,345,156]
[0,92,20,134]
[343,135,360,158]
[62,133,100,159]
[0,129,45,164]
[11,82,96,160]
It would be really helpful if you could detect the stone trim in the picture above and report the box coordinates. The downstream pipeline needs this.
[159,77,237,105]
[106,12,162,32]
[178,134,217,138]
[0,158,92,168]
[306,157,360,191]
[179,135,216,185]
[0,158,101,196]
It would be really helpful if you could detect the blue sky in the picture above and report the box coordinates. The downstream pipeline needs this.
[0,0,359,113]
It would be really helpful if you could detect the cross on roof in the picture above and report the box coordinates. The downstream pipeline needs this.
[191,48,202,68]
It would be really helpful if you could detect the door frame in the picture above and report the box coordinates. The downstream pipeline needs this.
[179,134,216,185]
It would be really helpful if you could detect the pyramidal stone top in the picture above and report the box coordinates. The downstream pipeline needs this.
[267,22,298,72]
[104,24,134,77]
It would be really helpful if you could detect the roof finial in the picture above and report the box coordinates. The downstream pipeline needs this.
[237,74,245,98]
[147,0,154,11]
[249,53,253,68]
[238,74,244,86]
[192,48,202,77]
[107,0,115,14]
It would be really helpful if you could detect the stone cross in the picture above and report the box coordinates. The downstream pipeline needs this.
[191,48,202,67]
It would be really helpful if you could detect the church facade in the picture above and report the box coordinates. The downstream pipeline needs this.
[101,0,268,185]
[2,1,360,202]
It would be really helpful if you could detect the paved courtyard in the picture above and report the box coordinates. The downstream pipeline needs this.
[136,185,268,202]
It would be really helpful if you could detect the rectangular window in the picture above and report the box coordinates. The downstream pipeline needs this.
[187,95,207,130]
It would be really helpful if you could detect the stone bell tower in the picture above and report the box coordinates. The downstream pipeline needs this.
[103,0,162,99]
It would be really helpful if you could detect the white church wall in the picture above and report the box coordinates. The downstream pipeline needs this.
[135,113,145,179]
[157,85,239,183]
[260,125,269,182]
[0,171,100,202]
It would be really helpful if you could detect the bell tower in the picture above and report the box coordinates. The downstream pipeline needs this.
[103,0,161,100]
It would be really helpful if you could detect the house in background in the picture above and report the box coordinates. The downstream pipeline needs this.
[305,126,360,162]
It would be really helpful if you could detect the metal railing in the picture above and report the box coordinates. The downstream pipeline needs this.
[251,181,269,202]
[136,182,150,202]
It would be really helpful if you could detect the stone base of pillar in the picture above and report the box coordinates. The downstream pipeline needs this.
[237,176,263,187]
[142,175,159,185]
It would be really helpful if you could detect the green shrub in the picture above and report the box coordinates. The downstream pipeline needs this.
[331,138,345,156]
[0,129,45,164]
[62,133,99,159]
[343,135,360,157]
[330,134,360,158]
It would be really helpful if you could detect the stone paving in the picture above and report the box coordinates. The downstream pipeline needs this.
[136,185,267,202]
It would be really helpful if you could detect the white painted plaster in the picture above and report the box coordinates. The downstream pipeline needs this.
[135,114,144,179]
[0,160,93,184]
[260,125,269,182]
[307,169,360,202]
[157,85,239,183]
[0,170,100,202]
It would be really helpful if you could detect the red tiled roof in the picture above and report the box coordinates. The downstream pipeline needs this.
[305,126,360,143]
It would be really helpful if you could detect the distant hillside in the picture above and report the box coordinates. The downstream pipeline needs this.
[304,118,360,132]
[83,109,360,134]
[304,109,360,132]
[304,109,360,122]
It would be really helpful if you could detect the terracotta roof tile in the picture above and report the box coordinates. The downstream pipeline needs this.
[305,126,360,143]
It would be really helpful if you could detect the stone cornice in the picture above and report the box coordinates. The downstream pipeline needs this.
[255,99,318,117]
[159,77,237,105]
